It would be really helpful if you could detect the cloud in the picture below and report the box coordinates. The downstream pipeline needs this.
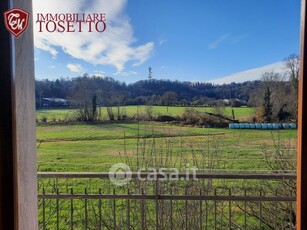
[113,70,138,77]
[208,61,285,84]
[67,64,84,73]
[32,0,154,72]
[158,37,167,45]
[208,33,231,49]
[231,34,249,44]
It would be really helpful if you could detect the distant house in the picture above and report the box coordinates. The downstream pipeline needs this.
[223,99,230,106]
[230,99,247,107]
[42,98,69,107]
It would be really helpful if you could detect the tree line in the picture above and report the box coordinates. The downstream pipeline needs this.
[35,54,299,122]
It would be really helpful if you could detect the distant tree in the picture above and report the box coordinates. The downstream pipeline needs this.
[277,105,291,122]
[284,54,299,93]
[263,87,273,122]
[262,72,283,120]
[284,54,299,121]
[253,71,293,122]
[145,106,154,120]
[75,94,98,121]
[92,94,97,119]
[106,107,115,121]
[161,91,178,112]
[212,102,225,116]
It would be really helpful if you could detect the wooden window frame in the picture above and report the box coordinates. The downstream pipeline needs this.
[0,0,38,229]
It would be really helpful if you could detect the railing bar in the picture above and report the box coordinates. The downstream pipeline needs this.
[214,189,217,230]
[85,188,88,230]
[185,188,188,230]
[56,188,59,230]
[205,189,208,230]
[155,181,159,230]
[229,189,231,230]
[220,205,222,230]
[290,190,294,229]
[37,172,297,180]
[113,188,116,230]
[170,188,173,230]
[141,189,145,230]
[161,198,164,229]
[275,190,278,230]
[43,188,46,230]
[200,189,203,230]
[244,189,247,230]
[70,188,73,230]
[259,189,262,229]
[38,194,296,202]
[99,188,102,230]
[127,189,130,230]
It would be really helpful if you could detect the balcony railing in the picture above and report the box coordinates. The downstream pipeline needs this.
[38,172,296,230]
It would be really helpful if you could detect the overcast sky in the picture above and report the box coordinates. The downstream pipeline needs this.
[33,0,301,84]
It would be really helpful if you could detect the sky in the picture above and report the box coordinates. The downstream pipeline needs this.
[33,0,301,84]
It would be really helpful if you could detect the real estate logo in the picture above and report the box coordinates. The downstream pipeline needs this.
[4,8,29,38]
[36,13,107,33]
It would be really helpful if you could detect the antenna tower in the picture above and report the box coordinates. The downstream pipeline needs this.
[148,67,153,80]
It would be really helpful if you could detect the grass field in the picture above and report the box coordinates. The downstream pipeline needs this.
[36,106,255,122]
[37,122,296,173]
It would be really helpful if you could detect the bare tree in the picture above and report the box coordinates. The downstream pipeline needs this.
[162,91,178,112]
[75,94,99,121]
[145,106,154,120]
[254,72,293,122]
[284,54,299,121]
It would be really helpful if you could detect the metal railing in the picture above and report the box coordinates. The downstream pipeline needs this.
[38,172,296,230]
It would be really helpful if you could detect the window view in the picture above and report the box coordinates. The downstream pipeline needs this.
[34,0,300,229]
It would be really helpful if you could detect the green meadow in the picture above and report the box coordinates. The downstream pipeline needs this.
[37,122,296,173]
[36,106,255,122]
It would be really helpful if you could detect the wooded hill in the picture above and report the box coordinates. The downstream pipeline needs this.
[36,76,263,107]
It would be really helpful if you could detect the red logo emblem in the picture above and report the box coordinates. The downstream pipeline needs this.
[4,8,29,38]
